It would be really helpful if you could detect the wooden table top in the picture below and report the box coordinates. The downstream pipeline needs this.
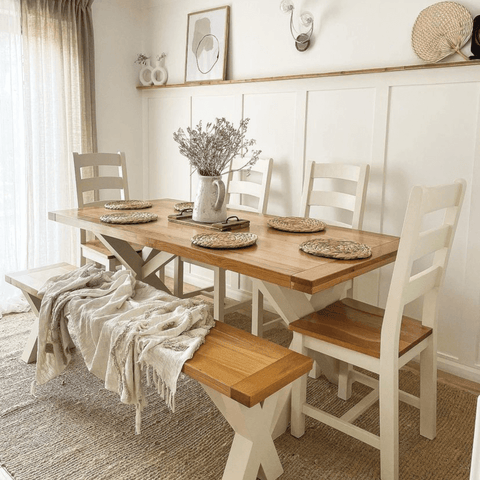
[49,199,399,295]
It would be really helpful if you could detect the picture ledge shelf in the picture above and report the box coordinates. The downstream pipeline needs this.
[136,59,480,90]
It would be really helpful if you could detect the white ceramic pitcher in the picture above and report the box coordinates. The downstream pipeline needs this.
[192,175,227,223]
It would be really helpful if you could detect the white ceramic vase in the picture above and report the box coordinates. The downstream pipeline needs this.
[152,59,168,86]
[193,175,227,223]
[139,59,154,86]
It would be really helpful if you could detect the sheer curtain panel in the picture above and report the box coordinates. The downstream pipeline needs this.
[0,0,97,315]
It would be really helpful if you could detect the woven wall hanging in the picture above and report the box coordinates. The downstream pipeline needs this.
[412,2,473,63]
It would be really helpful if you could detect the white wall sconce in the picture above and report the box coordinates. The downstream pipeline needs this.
[280,0,314,52]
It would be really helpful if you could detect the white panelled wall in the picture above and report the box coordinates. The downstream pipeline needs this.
[91,0,480,382]
[141,65,480,383]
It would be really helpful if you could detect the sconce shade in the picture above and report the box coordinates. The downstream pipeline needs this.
[280,0,294,14]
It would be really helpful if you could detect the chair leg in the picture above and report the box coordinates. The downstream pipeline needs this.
[214,267,226,322]
[337,361,353,400]
[174,257,184,298]
[252,286,264,337]
[107,257,118,272]
[158,266,165,283]
[379,367,399,480]
[420,339,437,440]
[291,374,307,438]
[290,332,308,438]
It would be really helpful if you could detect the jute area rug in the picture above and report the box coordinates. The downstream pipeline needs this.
[0,311,476,479]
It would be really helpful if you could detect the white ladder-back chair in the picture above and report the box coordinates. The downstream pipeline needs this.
[289,179,466,480]
[174,157,273,321]
[300,161,370,229]
[73,152,143,271]
[251,161,370,337]
[225,156,273,214]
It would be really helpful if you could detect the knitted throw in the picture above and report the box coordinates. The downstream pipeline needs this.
[34,264,215,433]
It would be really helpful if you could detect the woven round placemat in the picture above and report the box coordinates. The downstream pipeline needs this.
[100,212,158,224]
[412,2,473,63]
[104,200,153,210]
[300,238,372,259]
[174,202,194,211]
[268,216,326,233]
[191,232,257,249]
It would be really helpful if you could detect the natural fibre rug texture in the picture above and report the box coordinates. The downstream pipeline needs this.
[0,311,476,480]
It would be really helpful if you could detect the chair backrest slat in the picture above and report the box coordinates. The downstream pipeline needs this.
[73,152,124,169]
[421,182,464,214]
[300,161,370,230]
[308,191,357,212]
[226,157,273,214]
[414,224,452,261]
[79,176,127,194]
[311,162,362,181]
[227,180,263,200]
[402,266,443,306]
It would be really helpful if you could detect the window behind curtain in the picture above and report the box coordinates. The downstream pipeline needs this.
[0,0,97,315]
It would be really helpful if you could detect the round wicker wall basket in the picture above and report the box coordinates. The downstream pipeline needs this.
[412,1,473,63]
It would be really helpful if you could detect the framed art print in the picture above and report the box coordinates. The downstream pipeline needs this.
[185,6,230,83]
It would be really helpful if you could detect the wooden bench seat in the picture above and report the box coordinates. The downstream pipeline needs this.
[6,263,313,480]
[5,263,77,363]
[185,320,313,408]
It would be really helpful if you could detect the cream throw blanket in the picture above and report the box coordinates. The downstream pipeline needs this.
[34,264,215,433]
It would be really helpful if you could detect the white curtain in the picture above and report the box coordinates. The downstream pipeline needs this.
[0,0,97,316]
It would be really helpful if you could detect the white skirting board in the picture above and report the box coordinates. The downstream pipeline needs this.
[436,356,480,385]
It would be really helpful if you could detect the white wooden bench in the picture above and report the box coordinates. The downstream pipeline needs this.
[5,264,313,480]
[5,263,77,363]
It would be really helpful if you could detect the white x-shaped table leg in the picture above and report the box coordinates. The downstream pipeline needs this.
[202,384,291,480]
[96,233,176,293]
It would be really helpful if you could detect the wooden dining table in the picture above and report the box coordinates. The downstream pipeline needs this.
[49,199,399,339]
[49,198,398,295]
[49,198,399,436]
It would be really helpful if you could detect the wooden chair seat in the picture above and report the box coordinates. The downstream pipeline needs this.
[290,298,432,359]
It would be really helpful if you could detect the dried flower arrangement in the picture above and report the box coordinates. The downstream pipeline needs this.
[173,118,261,177]
[134,54,150,65]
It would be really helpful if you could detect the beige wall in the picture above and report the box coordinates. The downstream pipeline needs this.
[92,0,146,198]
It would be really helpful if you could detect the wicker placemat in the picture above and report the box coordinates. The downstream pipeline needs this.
[174,202,194,211]
[191,232,257,249]
[300,239,372,259]
[268,216,326,233]
[100,212,158,224]
[104,200,153,210]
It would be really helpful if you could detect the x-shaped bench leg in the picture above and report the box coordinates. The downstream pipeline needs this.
[202,384,290,480]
